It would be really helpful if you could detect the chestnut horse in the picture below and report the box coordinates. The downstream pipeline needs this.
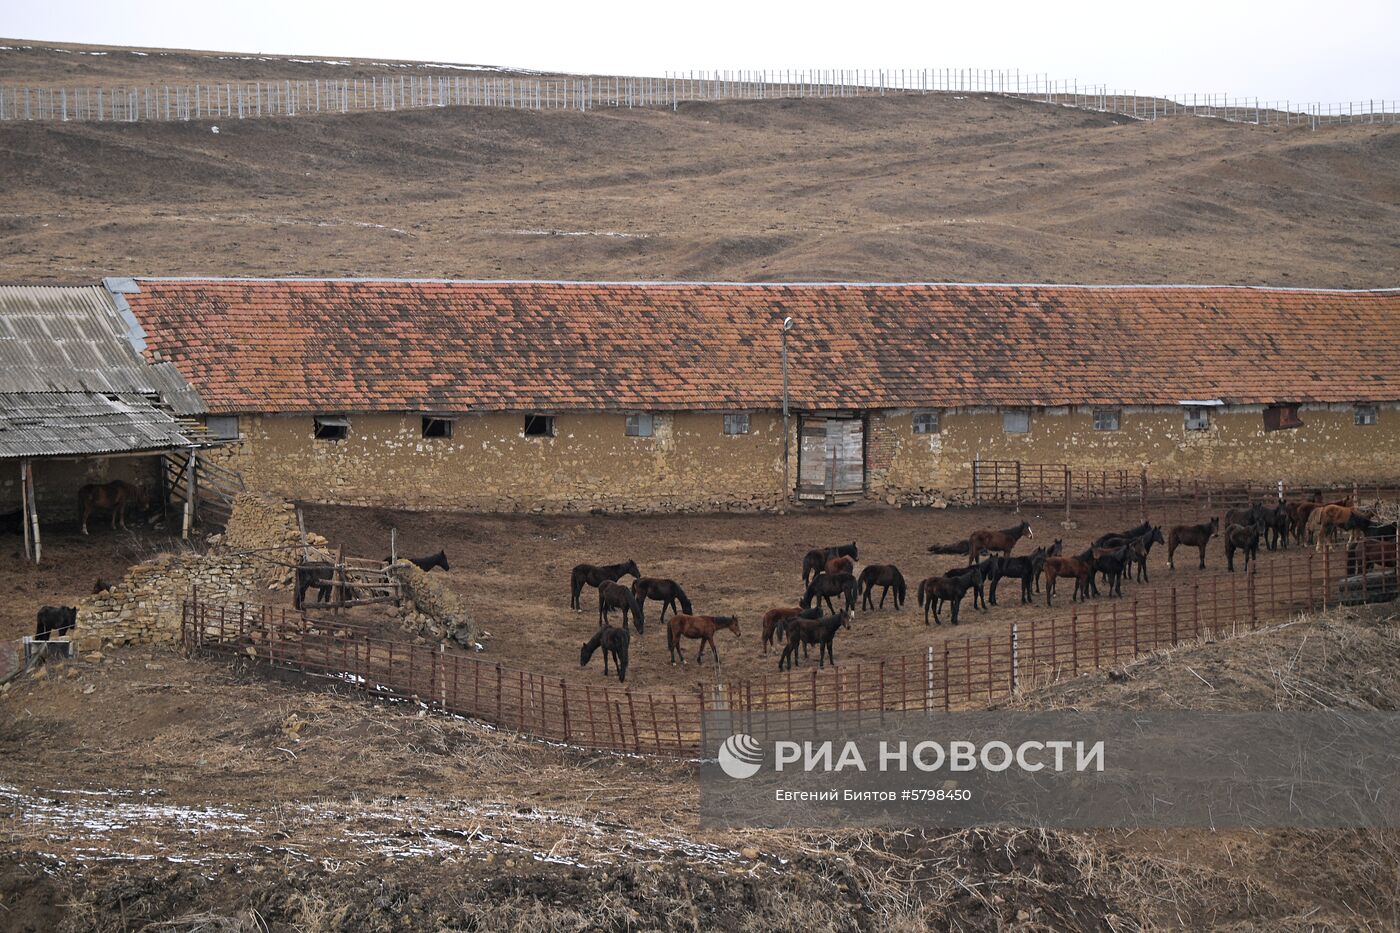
[824,555,855,577]
[802,542,858,584]
[1043,553,1095,606]
[667,613,741,666]
[1168,517,1220,570]
[966,521,1032,563]
[1310,505,1373,550]
[78,481,150,535]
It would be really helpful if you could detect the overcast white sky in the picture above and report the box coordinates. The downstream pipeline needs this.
[7,0,1398,101]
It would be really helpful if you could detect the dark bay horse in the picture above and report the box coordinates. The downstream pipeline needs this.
[78,481,150,535]
[1098,527,1165,583]
[385,549,450,571]
[945,556,995,610]
[667,614,741,666]
[966,521,1032,563]
[598,581,644,633]
[917,566,982,626]
[858,564,906,610]
[570,559,640,610]
[987,544,1055,606]
[778,610,852,671]
[800,572,858,614]
[1168,517,1220,570]
[295,561,353,608]
[761,606,819,655]
[1223,523,1261,572]
[1093,521,1151,548]
[802,542,858,584]
[631,577,693,623]
[580,625,629,682]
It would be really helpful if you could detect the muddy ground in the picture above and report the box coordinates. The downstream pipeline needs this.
[297,501,1311,693]
[3,606,1398,930]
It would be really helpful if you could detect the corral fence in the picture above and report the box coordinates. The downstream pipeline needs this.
[2,69,1394,130]
[181,533,1397,756]
[972,459,1400,525]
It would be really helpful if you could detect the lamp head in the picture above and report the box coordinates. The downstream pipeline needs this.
[782,317,794,332]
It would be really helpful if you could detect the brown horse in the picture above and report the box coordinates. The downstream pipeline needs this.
[824,555,855,577]
[1288,496,1350,545]
[1168,517,1220,570]
[802,542,858,584]
[1310,504,1371,550]
[1043,554,1095,606]
[761,606,818,655]
[966,521,1032,563]
[1223,523,1261,572]
[667,613,741,666]
[78,481,150,535]
[778,609,852,671]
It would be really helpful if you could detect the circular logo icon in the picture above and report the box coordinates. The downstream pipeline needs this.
[718,733,764,779]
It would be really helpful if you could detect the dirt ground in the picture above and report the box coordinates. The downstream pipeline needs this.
[3,43,1399,288]
[3,605,1397,930]
[296,501,1311,693]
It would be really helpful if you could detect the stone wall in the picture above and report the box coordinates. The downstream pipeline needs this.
[73,493,304,649]
[389,562,481,649]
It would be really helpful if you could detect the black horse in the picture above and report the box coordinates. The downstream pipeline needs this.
[295,561,353,608]
[800,572,858,613]
[580,625,630,682]
[570,559,641,610]
[1090,541,1138,597]
[944,555,995,610]
[631,577,693,623]
[918,566,982,626]
[801,542,858,585]
[858,564,907,610]
[1093,521,1152,548]
[778,609,852,671]
[987,544,1056,606]
[1098,526,1165,583]
[385,549,450,572]
[1223,523,1261,572]
[34,606,77,640]
[598,580,645,633]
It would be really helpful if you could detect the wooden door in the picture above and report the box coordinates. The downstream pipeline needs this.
[796,417,866,503]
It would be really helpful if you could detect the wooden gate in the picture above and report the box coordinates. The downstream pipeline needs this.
[797,416,865,503]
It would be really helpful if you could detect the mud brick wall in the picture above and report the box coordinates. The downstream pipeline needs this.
[0,455,160,516]
[73,493,303,649]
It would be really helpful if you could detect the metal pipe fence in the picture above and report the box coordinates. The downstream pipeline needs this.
[2,70,1394,129]
[181,526,1397,756]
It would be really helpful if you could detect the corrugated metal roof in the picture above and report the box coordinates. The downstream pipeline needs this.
[0,285,206,458]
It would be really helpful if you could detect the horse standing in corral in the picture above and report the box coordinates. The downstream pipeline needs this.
[295,561,355,608]
[945,556,995,610]
[858,564,906,610]
[1311,505,1374,550]
[917,565,982,626]
[598,580,645,633]
[569,559,641,610]
[1043,553,1096,606]
[801,542,858,585]
[580,624,630,683]
[778,609,853,671]
[667,613,741,666]
[34,606,77,640]
[761,606,819,655]
[1090,541,1139,597]
[1093,521,1152,548]
[988,545,1053,606]
[1223,523,1262,572]
[384,549,450,572]
[800,572,859,614]
[824,555,855,577]
[631,577,693,623]
[966,521,1033,563]
[1347,523,1398,576]
[1168,517,1220,570]
[1288,496,1349,545]
[78,481,151,535]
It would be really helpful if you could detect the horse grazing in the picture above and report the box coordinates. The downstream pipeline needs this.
[858,564,907,611]
[598,580,644,633]
[1168,517,1220,570]
[1043,553,1096,606]
[801,542,858,584]
[667,613,741,666]
[34,606,77,641]
[966,521,1032,563]
[385,549,450,572]
[569,559,640,610]
[631,577,693,623]
[78,481,150,535]
[800,572,858,614]
[761,606,819,655]
[988,544,1055,606]
[1223,523,1261,572]
[580,625,629,682]
[917,566,982,626]
[824,555,855,577]
[778,610,853,671]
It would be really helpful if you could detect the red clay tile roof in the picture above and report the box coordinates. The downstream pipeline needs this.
[123,279,1400,414]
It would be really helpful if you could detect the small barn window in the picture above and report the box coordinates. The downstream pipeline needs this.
[723,413,750,435]
[1263,404,1303,432]
[1002,409,1030,434]
[523,414,555,437]
[422,417,453,439]
[1356,404,1378,426]
[912,411,940,435]
[205,415,240,440]
[1184,407,1211,431]
[1093,409,1120,431]
[625,413,654,437]
[313,416,349,441]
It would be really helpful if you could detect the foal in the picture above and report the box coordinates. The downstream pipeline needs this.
[778,610,853,671]
[917,566,982,626]
[1168,517,1220,570]
[800,572,859,614]
[667,614,741,666]
[761,606,819,655]
[580,625,630,683]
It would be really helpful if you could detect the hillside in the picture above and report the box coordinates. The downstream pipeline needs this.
[2,42,1398,286]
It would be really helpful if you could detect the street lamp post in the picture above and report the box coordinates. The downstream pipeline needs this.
[781,316,794,501]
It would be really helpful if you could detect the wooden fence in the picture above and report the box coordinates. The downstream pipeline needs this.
[2,69,1395,129]
[182,538,1397,757]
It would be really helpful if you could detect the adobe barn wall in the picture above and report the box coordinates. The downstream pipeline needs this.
[205,411,789,512]
[877,404,1400,499]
